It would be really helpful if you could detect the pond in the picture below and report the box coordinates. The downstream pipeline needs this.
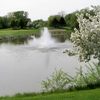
[0,28,82,96]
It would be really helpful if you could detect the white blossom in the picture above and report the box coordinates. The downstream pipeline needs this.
[71,6,100,62]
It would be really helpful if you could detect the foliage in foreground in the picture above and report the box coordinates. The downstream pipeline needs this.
[42,69,74,92]
[74,63,100,90]
[0,57,100,99]
[42,63,100,92]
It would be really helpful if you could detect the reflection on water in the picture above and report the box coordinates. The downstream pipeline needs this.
[0,28,81,96]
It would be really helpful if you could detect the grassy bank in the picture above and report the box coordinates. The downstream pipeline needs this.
[0,29,39,35]
[0,88,100,100]
[0,29,40,43]
[0,28,71,43]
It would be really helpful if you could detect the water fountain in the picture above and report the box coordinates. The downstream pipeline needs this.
[32,27,56,49]
[27,27,73,51]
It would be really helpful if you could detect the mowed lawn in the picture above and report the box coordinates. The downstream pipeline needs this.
[0,88,100,100]
[0,29,40,43]
[0,29,40,37]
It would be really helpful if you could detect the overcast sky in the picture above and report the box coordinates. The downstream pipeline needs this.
[0,0,99,20]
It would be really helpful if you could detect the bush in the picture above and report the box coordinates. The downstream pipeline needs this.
[42,63,100,92]
[42,69,73,92]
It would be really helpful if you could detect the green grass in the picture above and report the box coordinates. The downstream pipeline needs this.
[0,28,71,43]
[0,29,39,37]
[0,88,100,100]
[0,29,40,43]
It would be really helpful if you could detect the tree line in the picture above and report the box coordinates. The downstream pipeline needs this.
[0,8,94,30]
[0,11,31,29]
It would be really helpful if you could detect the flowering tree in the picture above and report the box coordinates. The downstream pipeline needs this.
[71,6,100,63]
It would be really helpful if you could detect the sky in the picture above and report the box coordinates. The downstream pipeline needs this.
[0,0,99,20]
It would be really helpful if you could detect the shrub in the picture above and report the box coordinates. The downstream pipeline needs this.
[42,69,73,92]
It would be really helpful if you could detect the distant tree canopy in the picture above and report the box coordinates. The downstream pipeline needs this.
[65,12,79,29]
[48,15,66,28]
[47,8,95,30]
[33,19,47,29]
[0,8,95,30]
[0,11,31,29]
[8,11,31,29]
[0,16,10,29]
[0,11,47,29]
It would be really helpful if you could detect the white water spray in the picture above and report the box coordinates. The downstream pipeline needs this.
[30,28,56,49]
[27,27,73,51]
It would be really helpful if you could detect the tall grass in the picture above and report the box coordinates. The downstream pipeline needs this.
[42,63,100,92]
[74,63,100,90]
[42,69,74,92]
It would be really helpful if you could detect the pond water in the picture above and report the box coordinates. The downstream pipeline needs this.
[0,28,82,96]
